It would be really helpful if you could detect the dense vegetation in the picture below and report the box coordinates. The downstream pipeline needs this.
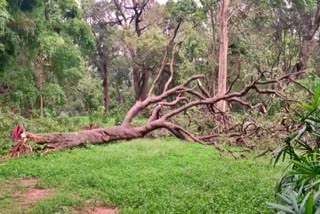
[1,0,320,213]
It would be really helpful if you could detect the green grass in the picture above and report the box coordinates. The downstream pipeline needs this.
[0,138,281,214]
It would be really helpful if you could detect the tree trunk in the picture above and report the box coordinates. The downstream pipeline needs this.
[209,5,217,96]
[115,82,123,103]
[297,39,315,72]
[216,0,229,112]
[27,126,145,150]
[40,93,44,118]
[25,121,194,151]
[96,35,110,113]
[133,69,149,101]
[103,61,110,113]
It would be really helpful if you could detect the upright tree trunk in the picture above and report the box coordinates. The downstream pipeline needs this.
[96,36,110,113]
[102,59,110,113]
[297,39,315,72]
[216,0,229,112]
[40,94,44,118]
[208,5,217,96]
[133,67,141,100]
[133,69,149,101]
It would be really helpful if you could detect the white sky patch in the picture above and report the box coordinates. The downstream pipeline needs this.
[156,0,201,5]
[156,0,168,4]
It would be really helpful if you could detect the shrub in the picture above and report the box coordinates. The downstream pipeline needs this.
[268,81,320,213]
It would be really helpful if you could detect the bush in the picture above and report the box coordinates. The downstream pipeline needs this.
[268,80,320,213]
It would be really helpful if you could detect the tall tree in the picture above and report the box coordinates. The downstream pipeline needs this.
[82,0,114,112]
[216,0,230,112]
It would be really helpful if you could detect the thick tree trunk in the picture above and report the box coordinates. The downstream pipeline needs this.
[216,0,229,113]
[297,39,315,72]
[133,69,149,101]
[25,120,195,151]
[27,126,145,150]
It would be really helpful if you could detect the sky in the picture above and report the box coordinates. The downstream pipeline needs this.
[156,0,168,4]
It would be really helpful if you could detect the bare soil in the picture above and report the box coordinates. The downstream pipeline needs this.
[14,178,54,208]
[85,206,118,214]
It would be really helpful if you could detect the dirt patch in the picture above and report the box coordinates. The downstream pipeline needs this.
[18,178,38,187]
[15,188,54,208]
[13,178,54,208]
[86,207,118,214]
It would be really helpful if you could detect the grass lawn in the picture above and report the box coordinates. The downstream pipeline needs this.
[0,138,281,214]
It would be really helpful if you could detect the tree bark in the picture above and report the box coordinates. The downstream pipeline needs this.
[103,60,110,113]
[27,126,145,150]
[96,35,110,113]
[297,39,315,72]
[216,0,230,112]
[40,93,44,118]
[25,120,195,151]
[133,69,149,101]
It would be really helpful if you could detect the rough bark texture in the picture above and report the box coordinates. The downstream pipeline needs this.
[133,68,150,101]
[27,126,144,150]
[216,0,229,112]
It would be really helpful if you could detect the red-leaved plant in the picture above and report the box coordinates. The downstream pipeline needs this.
[11,124,24,141]
[8,124,32,157]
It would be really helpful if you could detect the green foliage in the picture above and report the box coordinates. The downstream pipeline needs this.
[0,0,94,115]
[77,74,103,112]
[43,83,65,108]
[267,185,320,214]
[0,0,10,30]
[167,0,204,21]
[124,26,166,68]
[269,80,320,213]
[1,68,38,109]
[63,18,95,54]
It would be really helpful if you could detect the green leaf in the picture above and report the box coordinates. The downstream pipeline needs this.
[266,202,295,213]
[305,192,314,214]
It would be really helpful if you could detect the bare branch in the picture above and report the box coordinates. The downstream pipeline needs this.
[197,80,211,98]
[148,20,182,97]
[163,42,181,92]
[227,73,240,93]
[288,78,314,95]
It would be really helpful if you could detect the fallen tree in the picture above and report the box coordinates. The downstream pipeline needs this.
[8,71,302,157]
[7,38,303,157]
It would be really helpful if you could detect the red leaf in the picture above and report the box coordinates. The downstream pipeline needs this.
[11,124,24,141]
